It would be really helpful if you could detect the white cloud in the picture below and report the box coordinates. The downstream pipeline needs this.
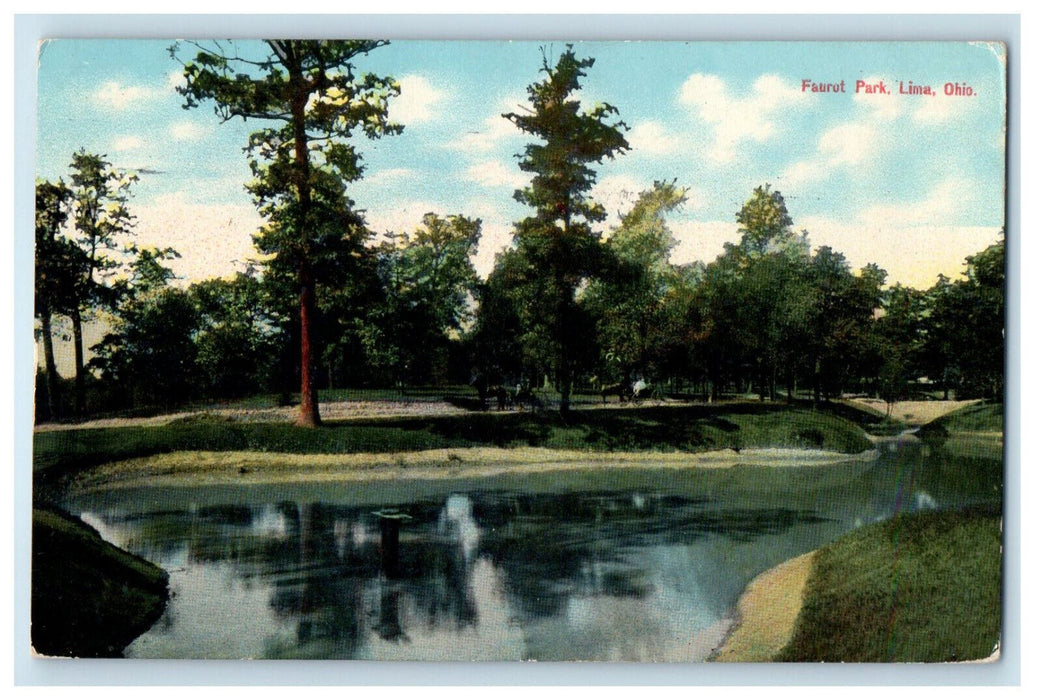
[111,135,145,152]
[668,211,999,290]
[132,193,264,283]
[792,178,997,288]
[670,220,742,267]
[170,121,209,141]
[850,74,976,125]
[592,174,645,225]
[798,214,998,289]
[780,121,881,187]
[463,199,516,279]
[912,93,974,124]
[627,121,682,155]
[679,73,811,164]
[851,76,903,121]
[855,177,976,228]
[365,168,416,185]
[388,74,446,125]
[464,160,528,189]
[446,99,526,155]
[92,81,163,111]
[166,70,185,92]
[365,200,441,238]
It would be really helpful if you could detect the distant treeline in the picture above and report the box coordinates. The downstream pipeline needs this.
[33,169,1004,423]
[33,43,1004,423]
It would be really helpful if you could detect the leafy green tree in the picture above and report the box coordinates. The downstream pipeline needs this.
[646,261,707,395]
[804,249,885,402]
[66,150,137,415]
[924,237,1004,399]
[701,185,810,401]
[736,183,795,255]
[874,283,929,415]
[90,248,200,409]
[176,39,402,426]
[502,46,630,412]
[191,270,282,399]
[34,179,79,420]
[469,248,529,388]
[366,214,482,385]
[583,180,687,384]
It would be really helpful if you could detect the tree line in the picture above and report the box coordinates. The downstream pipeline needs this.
[33,42,1005,423]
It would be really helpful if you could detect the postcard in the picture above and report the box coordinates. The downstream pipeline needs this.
[30,37,1006,663]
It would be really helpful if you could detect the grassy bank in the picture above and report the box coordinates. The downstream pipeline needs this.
[918,402,1003,461]
[34,403,873,485]
[32,506,169,657]
[770,505,1001,662]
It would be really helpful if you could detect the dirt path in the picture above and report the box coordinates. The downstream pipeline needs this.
[846,398,980,426]
[33,399,473,432]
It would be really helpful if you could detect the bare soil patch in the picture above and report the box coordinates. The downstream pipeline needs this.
[846,398,980,426]
[712,551,816,662]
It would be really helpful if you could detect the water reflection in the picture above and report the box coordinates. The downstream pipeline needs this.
[69,438,1001,661]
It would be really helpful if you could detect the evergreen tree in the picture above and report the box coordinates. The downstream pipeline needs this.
[502,46,629,412]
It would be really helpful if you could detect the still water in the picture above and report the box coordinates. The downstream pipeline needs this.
[64,437,1001,661]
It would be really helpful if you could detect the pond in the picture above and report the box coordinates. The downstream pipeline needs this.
[63,436,1001,661]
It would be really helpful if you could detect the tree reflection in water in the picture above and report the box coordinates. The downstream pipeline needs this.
[69,440,1002,659]
[82,487,837,659]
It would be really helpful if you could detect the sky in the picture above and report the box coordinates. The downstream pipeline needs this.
[36,39,1007,289]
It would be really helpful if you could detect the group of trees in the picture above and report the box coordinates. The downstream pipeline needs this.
[34,41,1005,424]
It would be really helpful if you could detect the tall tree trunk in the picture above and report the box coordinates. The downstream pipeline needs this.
[296,265,321,427]
[559,370,572,413]
[71,308,85,417]
[289,52,321,428]
[40,310,62,421]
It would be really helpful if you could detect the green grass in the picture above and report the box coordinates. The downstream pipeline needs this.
[917,401,1003,461]
[32,506,169,657]
[34,403,873,483]
[921,401,1003,434]
[776,505,1002,662]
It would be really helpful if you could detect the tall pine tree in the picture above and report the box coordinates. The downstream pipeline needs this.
[503,46,629,412]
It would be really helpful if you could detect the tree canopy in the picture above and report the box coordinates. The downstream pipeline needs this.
[175,39,402,426]
[501,46,630,412]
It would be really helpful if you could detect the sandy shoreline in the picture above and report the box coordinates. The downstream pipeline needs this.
[70,445,879,492]
[712,550,817,662]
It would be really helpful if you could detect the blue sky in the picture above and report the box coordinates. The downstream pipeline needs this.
[36,39,1007,288]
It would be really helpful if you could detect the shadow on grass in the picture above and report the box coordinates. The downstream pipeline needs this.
[33,402,873,495]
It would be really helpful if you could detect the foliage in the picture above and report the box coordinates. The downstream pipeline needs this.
[583,180,687,383]
[362,214,482,384]
[700,185,812,400]
[873,284,929,412]
[34,179,80,420]
[89,248,200,409]
[64,151,138,415]
[191,270,283,399]
[175,39,402,425]
[498,45,630,411]
[923,237,1005,399]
